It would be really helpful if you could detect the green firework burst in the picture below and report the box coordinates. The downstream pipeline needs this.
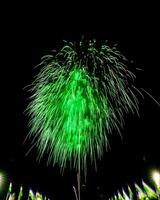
[26,39,140,173]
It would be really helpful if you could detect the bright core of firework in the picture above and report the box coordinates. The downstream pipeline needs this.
[152,170,160,186]
[27,39,140,174]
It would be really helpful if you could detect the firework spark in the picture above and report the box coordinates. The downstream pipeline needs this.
[26,39,140,173]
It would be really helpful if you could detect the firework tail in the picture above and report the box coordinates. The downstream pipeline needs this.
[5,182,12,200]
[18,186,23,200]
[110,181,158,200]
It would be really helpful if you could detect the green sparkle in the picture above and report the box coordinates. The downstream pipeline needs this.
[29,65,109,172]
[26,39,140,174]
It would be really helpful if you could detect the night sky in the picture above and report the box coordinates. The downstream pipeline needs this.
[1,2,160,200]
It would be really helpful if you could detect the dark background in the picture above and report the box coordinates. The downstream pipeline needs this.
[1,1,160,200]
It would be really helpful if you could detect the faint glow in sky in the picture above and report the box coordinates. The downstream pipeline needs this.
[0,173,4,185]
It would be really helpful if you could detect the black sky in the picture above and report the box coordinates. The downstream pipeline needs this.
[1,2,160,200]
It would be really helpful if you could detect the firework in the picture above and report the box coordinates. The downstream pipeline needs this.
[109,181,158,200]
[26,39,140,173]
[5,184,49,200]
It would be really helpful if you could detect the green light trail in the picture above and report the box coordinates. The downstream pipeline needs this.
[26,39,140,174]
